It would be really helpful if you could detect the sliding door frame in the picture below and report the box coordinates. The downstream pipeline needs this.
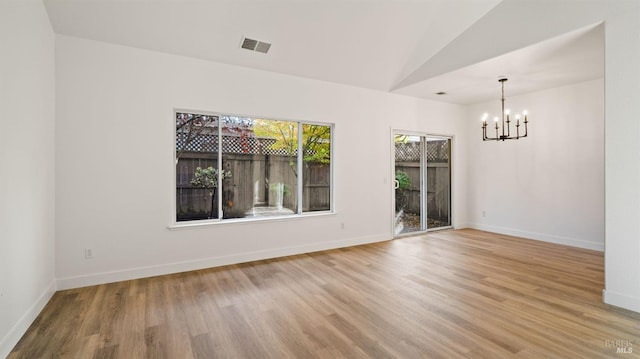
[391,129,454,237]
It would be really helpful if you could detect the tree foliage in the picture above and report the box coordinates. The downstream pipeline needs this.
[190,166,232,219]
[190,166,232,192]
[252,120,331,178]
[175,113,218,162]
[302,124,331,164]
[395,171,411,190]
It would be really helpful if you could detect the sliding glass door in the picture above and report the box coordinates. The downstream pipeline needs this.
[394,134,423,234]
[425,136,451,229]
[394,133,451,235]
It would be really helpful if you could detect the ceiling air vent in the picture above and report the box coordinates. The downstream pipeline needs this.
[255,41,271,54]
[241,37,271,54]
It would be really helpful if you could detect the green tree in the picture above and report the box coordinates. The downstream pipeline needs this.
[190,166,232,219]
[253,120,331,177]
[302,124,331,164]
[175,113,217,163]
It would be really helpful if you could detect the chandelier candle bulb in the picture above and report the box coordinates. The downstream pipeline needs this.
[481,114,489,140]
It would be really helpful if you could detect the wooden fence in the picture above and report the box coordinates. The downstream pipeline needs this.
[177,152,330,220]
[394,139,451,223]
[395,162,450,223]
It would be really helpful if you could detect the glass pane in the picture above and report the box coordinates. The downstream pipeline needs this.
[394,134,422,234]
[302,124,331,212]
[221,116,298,219]
[176,113,220,222]
[426,137,451,229]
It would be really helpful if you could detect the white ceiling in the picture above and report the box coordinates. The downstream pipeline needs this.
[394,23,604,104]
[42,0,604,105]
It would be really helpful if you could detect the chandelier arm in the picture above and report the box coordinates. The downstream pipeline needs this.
[482,122,499,141]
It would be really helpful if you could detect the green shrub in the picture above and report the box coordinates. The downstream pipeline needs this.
[395,171,411,190]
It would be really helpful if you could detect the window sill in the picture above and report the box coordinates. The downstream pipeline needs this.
[168,211,335,231]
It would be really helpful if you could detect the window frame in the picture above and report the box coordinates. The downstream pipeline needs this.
[171,109,334,229]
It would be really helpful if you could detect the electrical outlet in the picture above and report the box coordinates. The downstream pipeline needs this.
[85,248,94,259]
[482,210,486,218]
[340,222,345,230]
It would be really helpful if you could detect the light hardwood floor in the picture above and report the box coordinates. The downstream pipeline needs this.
[10,229,640,358]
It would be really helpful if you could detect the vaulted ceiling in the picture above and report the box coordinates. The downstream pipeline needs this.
[43,0,605,105]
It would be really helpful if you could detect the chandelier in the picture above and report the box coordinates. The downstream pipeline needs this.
[482,78,528,141]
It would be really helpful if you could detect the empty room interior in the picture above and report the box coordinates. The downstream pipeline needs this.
[2,0,640,357]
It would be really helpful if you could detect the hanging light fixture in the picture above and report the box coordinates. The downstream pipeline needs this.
[481,77,528,141]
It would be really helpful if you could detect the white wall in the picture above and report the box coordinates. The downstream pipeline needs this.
[467,79,604,250]
[0,0,56,356]
[54,36,469,289]
[603,4,640,313]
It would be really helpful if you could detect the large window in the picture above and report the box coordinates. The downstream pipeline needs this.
[176,111,332,223]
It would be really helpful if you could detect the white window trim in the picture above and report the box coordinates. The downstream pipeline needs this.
[171,109,335,228]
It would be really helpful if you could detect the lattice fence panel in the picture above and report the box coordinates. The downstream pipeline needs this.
[394,142,421,161]
[394,140,449,162]
[426,140,449,162]
[177,133,295,156]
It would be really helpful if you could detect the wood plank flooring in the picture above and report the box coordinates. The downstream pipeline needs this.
[10,229,640,358]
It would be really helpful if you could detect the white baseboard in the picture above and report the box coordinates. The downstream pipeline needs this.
[467,223,604,251]
[453,222,472,230]
[603,289,640,313]
[57,234,390,290]
[0,279,56,358]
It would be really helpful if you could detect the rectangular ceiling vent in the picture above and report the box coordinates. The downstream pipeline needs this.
[241,37,271,54]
